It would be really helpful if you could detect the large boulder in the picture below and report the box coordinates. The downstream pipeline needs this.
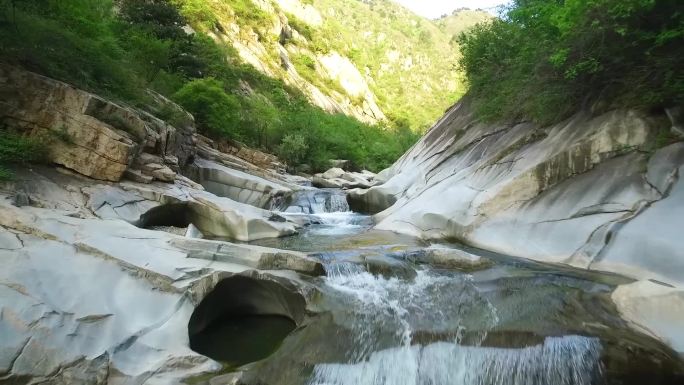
[0,65,137,181]
[7,166,297,242]
[186,158,291,208]
[0,65,196,182]
[84,180,297,242]
[187,191,297,241]
[312,167,375,189]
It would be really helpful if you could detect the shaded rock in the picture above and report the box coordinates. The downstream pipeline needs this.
[666,106,684,137]
[347,186,397,214]
[11,191,30,207]
[150,164,177,182]
[123,168,153,184]
[362,254,417,279]
[186,223,204,239]
[188,272,305,365]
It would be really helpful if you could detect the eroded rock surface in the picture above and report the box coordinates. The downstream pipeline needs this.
[312,167,376,189]
[361,100,681,283]
[0,184,321,383]
[352,99,684,352]
[187,158,291,208]
[613,281,684,353]
[0,64,195,182]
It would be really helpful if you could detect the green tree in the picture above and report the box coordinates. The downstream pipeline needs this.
[173,78,241,138]
[458,0,684,124]
[277,133,309,166]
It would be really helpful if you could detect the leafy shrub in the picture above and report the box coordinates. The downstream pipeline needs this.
[170,0,217,29]
[173,78,241,138]
[277,133,308,166]
[0,0,416,173]
[287,14,315,41]
[458,0,684,124]
[240,95,281,147]
[0,0,144,101]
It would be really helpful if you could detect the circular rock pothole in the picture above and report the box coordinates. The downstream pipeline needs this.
[188,274,306,367]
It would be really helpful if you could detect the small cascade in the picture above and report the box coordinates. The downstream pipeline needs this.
[275,189,349,214]
[324,261,367,277]
[309,266,603,385]
[320,269,499,360]
[310,336,602,385]
[325,192,349,213]
[318,252,367,277]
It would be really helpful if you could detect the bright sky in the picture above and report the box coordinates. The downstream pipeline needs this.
[393,0,509,19]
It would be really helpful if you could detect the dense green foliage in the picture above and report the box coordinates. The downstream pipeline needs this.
[309,0,476,132]
[458,0,684,124]
[171,0,488,133]
[0,0,417,171]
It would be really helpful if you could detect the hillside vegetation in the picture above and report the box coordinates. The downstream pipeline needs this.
[307,0,488,131]
[436,8,493,38]
[3,0,476,172]
[458,0,684,124]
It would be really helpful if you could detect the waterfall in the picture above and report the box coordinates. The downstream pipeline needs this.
[325,192,349,213]
[310,336,602,385]
[277,189,350,214]
[311,268,603,385]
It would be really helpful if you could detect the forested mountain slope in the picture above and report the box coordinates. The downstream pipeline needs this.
[0,0,487,174]
[436,8,493,39]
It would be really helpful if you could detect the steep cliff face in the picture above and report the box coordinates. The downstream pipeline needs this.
[352,99,684,287]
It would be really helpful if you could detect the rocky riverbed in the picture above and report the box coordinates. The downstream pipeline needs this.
[1,65,683,384]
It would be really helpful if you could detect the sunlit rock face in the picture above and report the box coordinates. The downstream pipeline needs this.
[355,99,684,351]
[0,181,319,383]
[0,64,196,182]
[186,158,292,209]
[365,99,681,285]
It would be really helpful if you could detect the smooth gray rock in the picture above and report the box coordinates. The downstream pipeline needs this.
[612,281,684,353]
[368,101,682,285]
[595,162,684,286]
[187,158,291,208]
[84,179,298,242]
[0,198,317,383]
[404,245,492,271]
[313,168,375,189]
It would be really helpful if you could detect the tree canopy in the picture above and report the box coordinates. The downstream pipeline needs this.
[458,0,684,124]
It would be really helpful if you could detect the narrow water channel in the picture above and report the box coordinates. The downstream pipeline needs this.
[201,189,684,385]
